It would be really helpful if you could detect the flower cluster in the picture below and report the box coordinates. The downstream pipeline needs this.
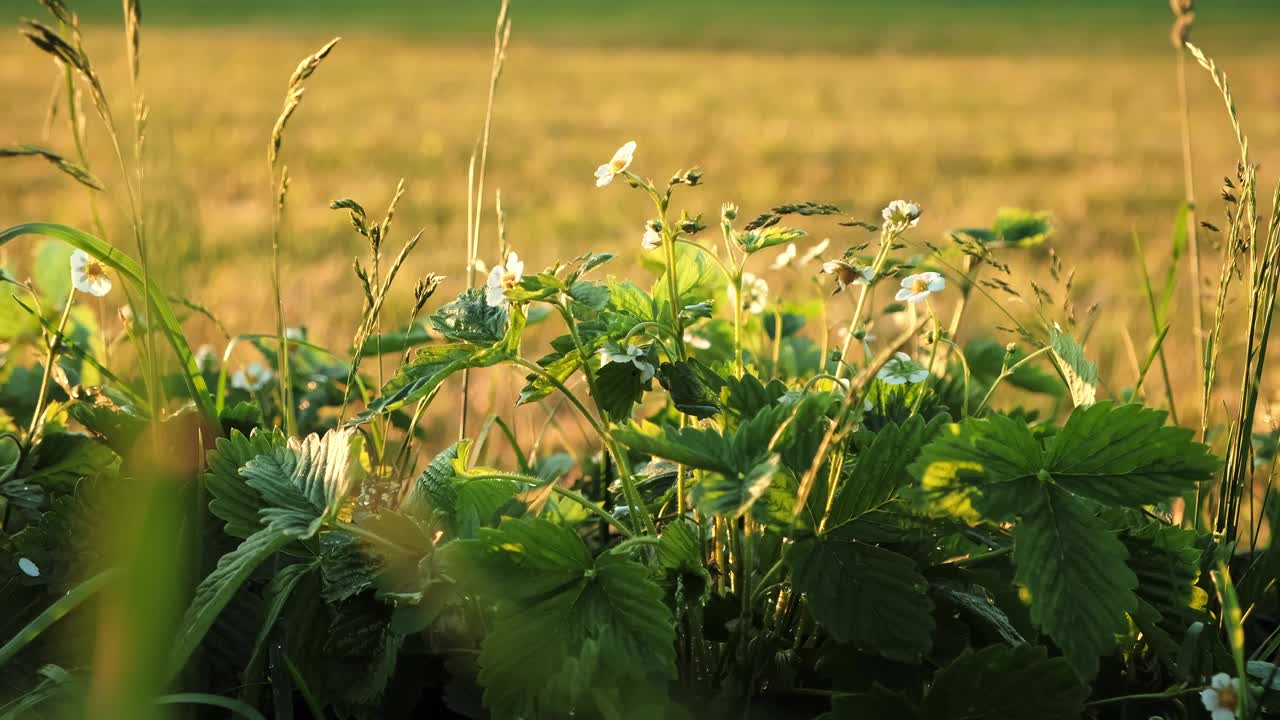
[881,199,922,235]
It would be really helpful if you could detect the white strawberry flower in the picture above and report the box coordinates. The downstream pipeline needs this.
[771,243,798,269]
[485,251,525,308]
[820,258,874,294]
[600,343,655,382]
[642,220,663,251]
[17,557,40,578]
[232,362,273,392]
[895,271,946,304]
[594,140,637,188]
[799,238,831,266]
[194,344,218,373]
[877,352,928,385]
[683,331,711,350]
[737,272,769,315]
[1200,673,1241,720]
[881,200,922,234]
[69,249,112,296]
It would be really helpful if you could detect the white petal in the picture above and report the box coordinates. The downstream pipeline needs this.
[596,173,614,188]
[17,557,40,577]
[894,288,913,302]
[1211,674,1233,690]
[595,164,612,179]
[801,239,830,265]
[928,276,946,292]
[231,370,248,391]
[635,360,655,383]
[893,352,911,361]
[906,291,930,304]
[1211,709,1234,720]
[613,140,637,169]
[642,227,662,250]
[1200,688,1219,711]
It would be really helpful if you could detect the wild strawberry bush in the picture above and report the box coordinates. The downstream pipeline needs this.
[3,4,1280,720]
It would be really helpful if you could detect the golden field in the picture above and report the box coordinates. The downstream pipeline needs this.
[3,20,1280,431]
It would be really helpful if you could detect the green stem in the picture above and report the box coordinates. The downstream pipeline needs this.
[511,356,656,535]
[0,568,118,666]
[974,345,1054,415]
[908,304,941,415]
[835,229,897,380]
[1082,686,1201,708]
[26,284,77,446]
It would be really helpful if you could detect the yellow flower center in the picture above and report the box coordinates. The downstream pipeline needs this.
[1217,686,1239,711]
[501,271,520,290]
[609,157,628,173]
[912,278,931,294]
[85,262,106,279]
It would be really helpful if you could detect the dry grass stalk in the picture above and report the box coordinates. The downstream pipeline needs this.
[460,0,513,440]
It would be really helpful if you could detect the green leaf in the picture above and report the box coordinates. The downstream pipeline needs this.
[204,429,288,539]
[518,346,587,405]
[656,359,723,419]
[933,582,1025,645]
[354,305,521,422]
[607,279,655,321]
[912,403,1216,677]
[23,432,119,495]
[919,644,1087,719]
[1122,522,1205,642]
[170,527,296,676]
[787,526,933,661]
[594,358,647,423]
[240,428,356,538]
[614,423,735,476]
[242,561,317,694]
[1014,485,1137,677]
[912,413,1044,522]
[656,518,706,578]
[568,280,610,312]
[828,415,943,529]
[722,372,788,419]
[738,225,807,253]
[654,245,720,321]
[691,455,779,519]
[1044,402,1218,507]
[402,441,520,539]
[991,207,1054,247]
[438,518,675,717]
[1050,327,1097,407]
[430,287,509,345]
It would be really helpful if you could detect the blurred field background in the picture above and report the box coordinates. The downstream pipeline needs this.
[4,0,1280,430]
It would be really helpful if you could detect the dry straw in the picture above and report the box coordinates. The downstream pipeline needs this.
[267,36,341,436]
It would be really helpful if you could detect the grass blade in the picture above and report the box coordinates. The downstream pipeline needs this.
[0,568,118,667]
